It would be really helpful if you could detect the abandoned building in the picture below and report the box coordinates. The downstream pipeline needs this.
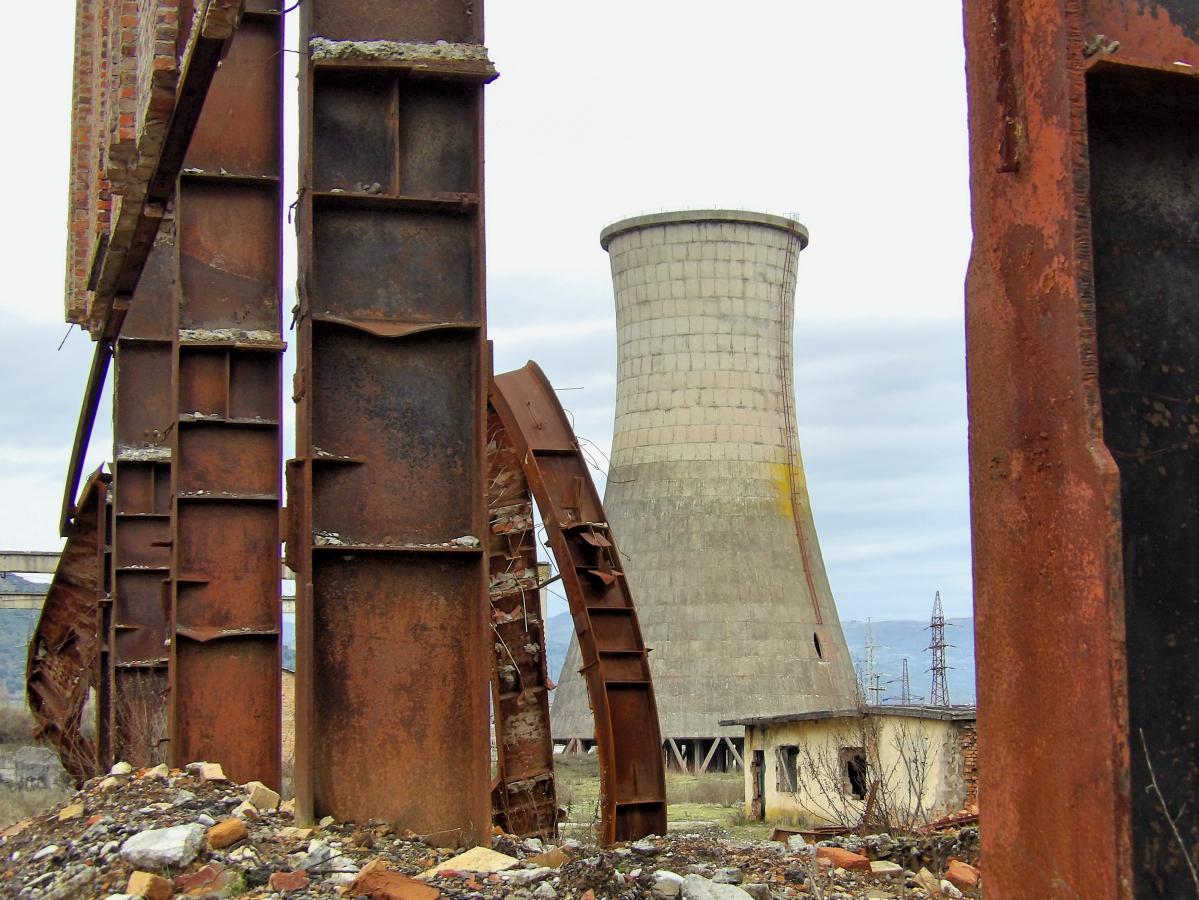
[551,211,860,774]
[723,705,977,829]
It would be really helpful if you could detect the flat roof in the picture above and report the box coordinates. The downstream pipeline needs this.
[599,209,809,251]
[720,704,977,727]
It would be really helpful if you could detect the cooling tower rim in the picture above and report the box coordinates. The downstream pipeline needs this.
[600,209,809,251]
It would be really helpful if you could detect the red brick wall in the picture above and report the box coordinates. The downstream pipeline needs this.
[66,0,182,327]
[959,721,979,809]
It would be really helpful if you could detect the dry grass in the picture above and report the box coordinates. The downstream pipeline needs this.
[554,751,764,838]
[0,784,69,829]
[0,708,34,745]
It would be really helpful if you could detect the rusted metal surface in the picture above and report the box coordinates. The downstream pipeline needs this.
[290,0,496,839]
[167,3,282,788]
[27,469,110,784]
[964,2,1199,896]
[107,231,178,768]
[487,406,558,840]
[62,1,247,536]
[490,363,667,845]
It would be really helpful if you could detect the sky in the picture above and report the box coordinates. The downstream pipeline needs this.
[0,1,973,621]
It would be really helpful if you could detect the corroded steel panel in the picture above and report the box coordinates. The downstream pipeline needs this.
[291,0,495,839]
[27,470,110,784]
[487,407,558,840]
[963,1,1199,896]
[490,363,667,845]
[108,234,177,767]
[167,9,283,788]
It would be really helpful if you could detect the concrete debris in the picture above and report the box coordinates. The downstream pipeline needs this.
[417,845,519,879]
[0,763,981,898]
[308,37,492,64]
[681,873,753,899]
[243,776,280,814]
[179,327,279,344]
[120,823,206,868]
[110,762,134,776]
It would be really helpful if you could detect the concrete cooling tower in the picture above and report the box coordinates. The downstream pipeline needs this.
[551,210,860,769]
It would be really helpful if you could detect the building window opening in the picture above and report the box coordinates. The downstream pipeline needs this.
[813,632,823,659]
[841,747,868,800]
[775,745,799,793]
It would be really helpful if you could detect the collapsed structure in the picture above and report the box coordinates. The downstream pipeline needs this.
[41,0,670,846]
[551,211,860,771]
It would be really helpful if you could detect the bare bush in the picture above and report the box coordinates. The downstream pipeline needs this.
[0,708,35,746]
[789,714,937,835]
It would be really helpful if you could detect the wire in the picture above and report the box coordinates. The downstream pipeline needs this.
[275,0,303,13]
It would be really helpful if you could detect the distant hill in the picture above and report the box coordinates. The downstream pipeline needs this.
[545,612,976,707]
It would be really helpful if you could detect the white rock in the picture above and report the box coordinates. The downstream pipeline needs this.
[653,869,686,898]
[941,880,964,899]
[787,833,808,851]
[533,883,557,899]
[33,845,59,861]
[417,846,520,879]
[110,761,133,776]
[506,866,553,885]
[682,874,754,900]
[120,823,206,868]
[870,860,904,877]
[244,781,280,811]
[140,764,169,780]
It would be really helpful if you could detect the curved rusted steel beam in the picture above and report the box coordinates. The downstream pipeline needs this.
[28,468,110,785]
[486,408,559,840]
[490,362,667,845]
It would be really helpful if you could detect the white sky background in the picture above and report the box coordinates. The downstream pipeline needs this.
[0,1,972,621]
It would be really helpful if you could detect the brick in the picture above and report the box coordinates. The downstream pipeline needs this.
[127,870,173,899]
[206,818,248,849]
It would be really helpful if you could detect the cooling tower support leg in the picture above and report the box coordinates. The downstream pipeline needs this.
[964,3,1199,896]
[27,470,110,784]
[490,363,668,845]
[289,0,497,839]
[166,5,283,788]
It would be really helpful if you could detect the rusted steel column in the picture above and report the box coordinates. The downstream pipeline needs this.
[290,1,496,838]
[490,363,667,844]
[27,469,110,783]
[963,2,1199,896]
[108,234,178,767]
[487,407,558,840]
[167,3,283,787]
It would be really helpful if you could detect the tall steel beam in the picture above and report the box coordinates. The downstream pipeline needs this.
[108,232,177,767]
[290,1,497,839]
[167,2,283,787]
[964,2,1199,896]
[62,1,246,537]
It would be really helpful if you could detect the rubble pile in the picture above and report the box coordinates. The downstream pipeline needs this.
[0,762,982,899]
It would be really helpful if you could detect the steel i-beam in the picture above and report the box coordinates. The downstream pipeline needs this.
[167,2,283,787]
[963,2,1199,896]
[108,232,178,767]
[289,0,497,838]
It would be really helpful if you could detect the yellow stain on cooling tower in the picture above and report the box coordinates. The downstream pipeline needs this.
[768,458,810,521]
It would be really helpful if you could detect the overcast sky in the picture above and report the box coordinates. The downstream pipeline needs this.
[0,2,972,621]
